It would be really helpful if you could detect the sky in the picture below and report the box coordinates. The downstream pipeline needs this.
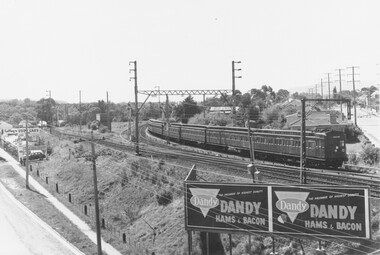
[0,0,379,104]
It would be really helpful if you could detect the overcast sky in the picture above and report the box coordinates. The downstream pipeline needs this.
[1,0,379,103]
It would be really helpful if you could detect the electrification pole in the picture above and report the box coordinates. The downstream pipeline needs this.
[336,69,344,120]
[326,73,331,109]
[347,66,359,126]
[46,90,52,131]
[25,120,29,188]
[106,91,111,132]
[165,94,170,144]
[90,131,102,255]
[300,98,306,184]
[232,61,242,115]
[246,108,254,164]
[315,84,318,98]
[79,90,82,133]
[129,61,140,155]
[320,79,323,98]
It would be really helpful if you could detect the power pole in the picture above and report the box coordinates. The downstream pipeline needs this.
[79,90,82,133]
[56,106,59,126]
[203,94,206,118]
[129,61,140,155]
[246,108,254,164]
[336,69,344,120]
[46,90,52,131]
[106,91,111,132]
[165,94,170,144]
[326,73,332,109]
[320,79,323,99]
[232,61,242,115]
[315,84,318,98]
[25,120,29,189]
[90,131,103,255]
[327,73,331,100]
[128,105,132,140]
[347,66,359,126]
[300,98,306,184]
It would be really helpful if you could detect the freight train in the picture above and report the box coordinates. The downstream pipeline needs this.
[147,119,348,168]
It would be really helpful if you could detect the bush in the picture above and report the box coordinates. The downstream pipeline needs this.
[360,144,380,165]
[156,190,173,206]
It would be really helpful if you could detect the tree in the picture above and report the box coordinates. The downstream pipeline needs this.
[36,98,56,124]
[87,106,101,121]
[262,106,281,124]
[97,100,107,113]
[333,86,338,99]
[173,96,201,123]
[251,88,266,101]
[275,89,290,103]
[9,113,23,126]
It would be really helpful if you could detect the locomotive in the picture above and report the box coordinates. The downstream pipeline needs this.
[147,119,348,168]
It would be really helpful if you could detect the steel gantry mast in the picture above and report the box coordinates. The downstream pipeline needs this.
[133,89,233,155]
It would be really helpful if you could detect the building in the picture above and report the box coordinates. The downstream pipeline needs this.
[0,121,12,131]
[209,107,239,114]
[286,111,351,132]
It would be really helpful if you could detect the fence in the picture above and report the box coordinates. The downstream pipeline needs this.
[29,163,140,246]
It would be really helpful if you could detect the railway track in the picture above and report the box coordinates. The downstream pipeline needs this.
[51,127,380,198]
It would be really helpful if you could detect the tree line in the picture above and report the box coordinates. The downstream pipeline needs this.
[0,85,377,129]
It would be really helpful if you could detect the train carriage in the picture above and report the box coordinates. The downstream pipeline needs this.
[147,120,347,168]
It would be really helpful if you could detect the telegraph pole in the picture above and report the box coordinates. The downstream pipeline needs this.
[106,91,111,132]
[320,79,323,98]
[165,94,170,144]
[232,61,242,115]
[90,131,103,255]
[347,66,359,126]
[25,120,30,189]
[336,69,344,120]
[79,90,82,133]
[327,73,331,100]
[46,90,52,130]
[315,84,318,98]
[129,61,140,155]
[300,98,306,184]
[326,73,331,109]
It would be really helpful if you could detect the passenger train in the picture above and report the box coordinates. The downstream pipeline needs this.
[147,119,348,168]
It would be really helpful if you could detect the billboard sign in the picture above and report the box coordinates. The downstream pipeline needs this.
[185,182,370,239]
[185,182,269,233]
[3,128,40,136]
[272,186,370,239]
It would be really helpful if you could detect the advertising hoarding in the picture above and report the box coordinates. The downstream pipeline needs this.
[186,182,269,233]
[185,182,370,239]
[272,186,370,239]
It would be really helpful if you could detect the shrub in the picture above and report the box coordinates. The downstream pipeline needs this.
[156,190,173,206]
[347,153,359,165]
[360,144,380,165]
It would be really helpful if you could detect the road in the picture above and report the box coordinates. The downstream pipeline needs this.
[356,108,380,148]
[0,181,83,255]
[0,148,122,255]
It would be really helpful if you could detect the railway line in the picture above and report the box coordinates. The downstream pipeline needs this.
[51,127,380,198]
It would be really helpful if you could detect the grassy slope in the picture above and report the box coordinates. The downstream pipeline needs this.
[0,165,99,255]
[28,124,380,254]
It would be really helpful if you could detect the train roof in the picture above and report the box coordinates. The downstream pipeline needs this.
[148,119,342,138]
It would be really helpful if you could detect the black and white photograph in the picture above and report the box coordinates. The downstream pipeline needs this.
[0,0,379,254]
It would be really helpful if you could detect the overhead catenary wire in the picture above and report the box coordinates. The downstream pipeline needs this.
[94,161,379,254]
[41,126,379,252]
[68,141,379,252]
